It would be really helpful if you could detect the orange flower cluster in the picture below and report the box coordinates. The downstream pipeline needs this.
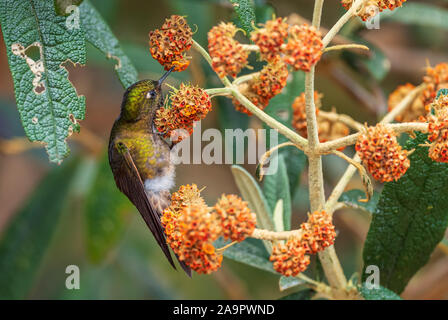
[161,185,257,274]
[388,83,425,123]
[388,63,448,122]
[251,17,289,62]
[149,15,192,72]
[283,24,323,72]
[208,22,249,78]
[422,63,448,112]
[355,124,410,182]
[214,194,256,242]
[161,185,223,274]
[301,211,336,254]
[341,0,406,21]
[427,95,448,163]
[270,239,310,277]
[154,84,211,143]
[270,210,336,277]
[292,91,350,144]
[234,59,289,114]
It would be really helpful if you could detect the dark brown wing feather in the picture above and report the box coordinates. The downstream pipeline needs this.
[111,143,176,269]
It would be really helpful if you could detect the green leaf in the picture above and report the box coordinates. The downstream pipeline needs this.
[214,238,275,274]
[84,153,133,263]
[262,154,291,230]
[360,284,401,300]
[362,133,448,293]
[339,189,380,215]
[263,71,307,196]
[342,37,390,81]
[383,3,448,31]
[80,0,138,88]
[0,158,80,299]
[54,0,83,16]
[279,276,306,292]
[0,0,86,163]
[231,165,273,252]
[229,0,256,35]
[279,289,314,300]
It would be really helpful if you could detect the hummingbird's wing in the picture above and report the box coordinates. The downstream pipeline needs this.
[112,142,176,269]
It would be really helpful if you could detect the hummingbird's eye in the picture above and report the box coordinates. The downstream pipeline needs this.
[146,90,156,99]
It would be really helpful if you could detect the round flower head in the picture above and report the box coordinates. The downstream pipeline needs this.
[283,24,323,72]
[378,0,407,11]
[154,84,211,143]
[161,198,223,274]
[292,91,349,145]
[388,83,426,122]
[355,124,410,182]
[270,238,310,277]
[250,17,289,62]
[422,63,448,113]
[213,194,256,242]
[149,15,193,71]
[427,95,448,163]
[300,211,336,254]
[234,59,289,115]
[208,22,249,78]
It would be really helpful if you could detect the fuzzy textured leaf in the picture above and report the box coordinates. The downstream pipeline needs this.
[339,189,380,214]
[80,0,138,88]
[279,276,305,292]
[263,71,307,195]
[362,133,448,293]
[0,0,86,163]
[229,0,256,35]
[360,284,401,300]
[0,158,79,299]
[231,165,273,252]
[84,153,132,263]
[263,154,291,230]
[214,238,275,274]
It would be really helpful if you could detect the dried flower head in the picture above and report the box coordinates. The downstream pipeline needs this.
[283,24,323,72]
[234,59,289,115]
[355,124,410,182]
[427,95,448,162]
[388,83,426,122]
[154,84,211,142]
[300,211,336,254]
[270,238,310,277]
[250,17,289,62]
[422,63,448,113]
[213,194,256,242]
[292,91,349,144]
[208,22,249,78]
[149,15,193,71]
[341,0,406,21]
[161,194,223,274]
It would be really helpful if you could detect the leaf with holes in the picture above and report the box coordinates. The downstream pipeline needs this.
[80,0,138,88]
[362,133,448,293]
[0,0,86,163]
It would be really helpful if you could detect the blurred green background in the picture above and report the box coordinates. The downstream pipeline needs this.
[1,0,448,299]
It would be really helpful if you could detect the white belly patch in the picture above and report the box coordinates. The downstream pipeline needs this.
[144,171,175,193]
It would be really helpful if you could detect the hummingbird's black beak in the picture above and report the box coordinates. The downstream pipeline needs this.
[157,67,174,89]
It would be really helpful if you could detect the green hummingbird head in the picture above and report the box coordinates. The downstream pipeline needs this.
[120,68,173,122]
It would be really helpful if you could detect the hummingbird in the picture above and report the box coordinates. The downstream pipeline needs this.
[108,69,191,276]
